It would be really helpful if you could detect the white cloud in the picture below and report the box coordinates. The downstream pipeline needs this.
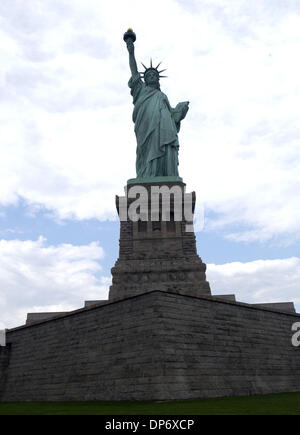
[0,237,110,329]
[207,257,300,312]
[0,0,299,242]
[1,237,298,330]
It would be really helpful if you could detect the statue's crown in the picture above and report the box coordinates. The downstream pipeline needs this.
[140,59,167,79]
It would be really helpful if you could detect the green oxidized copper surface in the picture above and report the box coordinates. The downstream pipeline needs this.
[124,29,189,181]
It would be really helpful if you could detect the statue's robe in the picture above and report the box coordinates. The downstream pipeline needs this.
[129,74,181,178]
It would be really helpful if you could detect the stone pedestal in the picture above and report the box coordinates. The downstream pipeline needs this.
[109,180,211,300]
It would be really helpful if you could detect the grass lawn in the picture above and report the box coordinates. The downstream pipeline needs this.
[0,392,300,415]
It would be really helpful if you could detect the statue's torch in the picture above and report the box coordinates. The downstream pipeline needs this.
[123,28,136,44]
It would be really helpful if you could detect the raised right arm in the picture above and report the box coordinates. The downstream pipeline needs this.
[126,39,138,77]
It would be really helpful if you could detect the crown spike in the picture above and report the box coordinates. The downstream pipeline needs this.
[141,60,168,80]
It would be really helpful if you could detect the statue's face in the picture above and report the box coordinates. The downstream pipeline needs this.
[145,70,159,86]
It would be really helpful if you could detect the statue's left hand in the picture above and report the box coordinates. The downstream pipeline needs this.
[173,101,189,122]
[181,101,189,118]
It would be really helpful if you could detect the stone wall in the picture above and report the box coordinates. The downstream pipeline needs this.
[153,292,300,399]
[0,294,167,402]
[1,291,300,402]
[0,346,10,395]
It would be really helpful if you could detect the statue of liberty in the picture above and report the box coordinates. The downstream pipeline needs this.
[124,29,189,180]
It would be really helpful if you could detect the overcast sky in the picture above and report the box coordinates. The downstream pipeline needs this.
[0,0,300,328]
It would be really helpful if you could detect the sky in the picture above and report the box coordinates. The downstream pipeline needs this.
[0,0,300,328]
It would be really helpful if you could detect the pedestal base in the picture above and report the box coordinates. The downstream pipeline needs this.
[109,180,211,300]
[127,175,183,185]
